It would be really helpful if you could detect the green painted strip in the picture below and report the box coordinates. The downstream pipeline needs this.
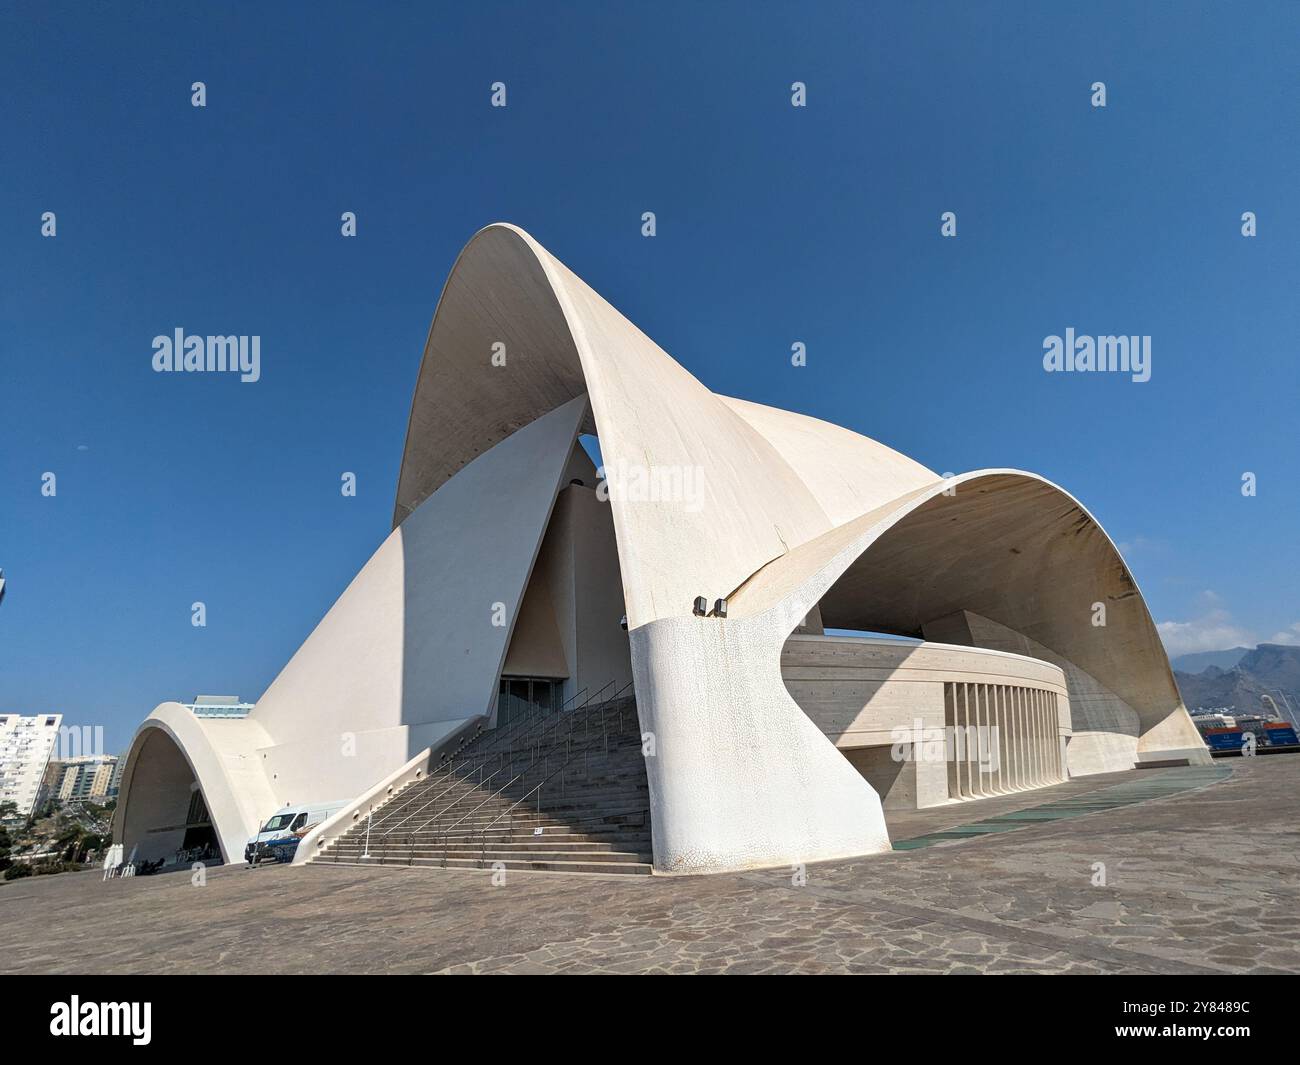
[892,766,1230,851]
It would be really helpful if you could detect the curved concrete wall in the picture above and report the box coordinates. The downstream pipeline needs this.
[116,396,589,862]
[922,611,1141,776]
[730,471,1206,768]
[252,394,589,807]
[814,473,1204,763]
[393,224,908,871]
[781,635,1070,810]
[782,634,1068,748]
[115,703,277,864]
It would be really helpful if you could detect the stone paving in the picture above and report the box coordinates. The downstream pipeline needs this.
[2,755,1297,974]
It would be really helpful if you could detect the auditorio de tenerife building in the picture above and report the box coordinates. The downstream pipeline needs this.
[114,224,1209,876]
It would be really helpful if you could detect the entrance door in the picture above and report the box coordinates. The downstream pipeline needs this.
[497,676,560,728]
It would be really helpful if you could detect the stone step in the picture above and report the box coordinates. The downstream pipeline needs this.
[411,776,648,797]
[310,692,651,876]
[353,826,650,846]
[321,854,653,875]
[427,768,648,791]
[364,816,649,839]
[376,798,650,826]
[333,825,647,842]
[327,843,649,863]
[459,742,645,764]
[330,842,644,858]
[394,773,647,804]
[367,796,649,828]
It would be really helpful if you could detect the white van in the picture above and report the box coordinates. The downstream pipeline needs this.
[244,801,346,865]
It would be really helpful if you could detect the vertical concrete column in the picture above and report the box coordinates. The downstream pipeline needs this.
[1055,694,1067,780]
[1029,689,1043,787]
[1008,686,1019,785]
[951,681,961,801]
[1044,694,1055,781]
[994,685,1008,794]
[1021,687,1033,788]
[957,684,966,798]
[1041,691,1052,784]
[1047,693,1059,781]
[629,614,892,874]
[1002,686,1015,792]
[985,686,995,794]
[1047,693,1057,781]
[956,686,967,795]
[1013,686,1024,785]
[1029,686,1040,785]
[1050,696,1060,780]
[1034,691,1045,785]
[1045,691,1055,782]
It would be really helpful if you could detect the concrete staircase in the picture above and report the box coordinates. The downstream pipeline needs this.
[314,692,653,875]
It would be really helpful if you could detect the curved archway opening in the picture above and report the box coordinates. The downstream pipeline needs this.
[118,728,221,868]
[775,473,1185,808]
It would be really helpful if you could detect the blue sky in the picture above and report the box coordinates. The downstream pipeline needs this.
[2,1,1297,753]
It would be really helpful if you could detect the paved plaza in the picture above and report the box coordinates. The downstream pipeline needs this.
[3,755,1297,975]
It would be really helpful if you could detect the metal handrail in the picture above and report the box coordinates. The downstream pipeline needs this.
[426,688,623,852]
[434,691,631,864]
[473,684,590,762]
[476,680,611,770]
[430,741,570,867]
[372,756,492,836]
[379,758,519,841]
[361,680,635,862]
[382,686,610,845]
[361,686,596,844]
[475,681,635,866]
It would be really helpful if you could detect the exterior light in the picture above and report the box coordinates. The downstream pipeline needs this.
[712,598,728,618]
[692,596,707,616]
[619,615,628,631]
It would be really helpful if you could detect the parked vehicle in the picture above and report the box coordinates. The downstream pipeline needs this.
[1202,722,1299,755]
[244,801,346,866]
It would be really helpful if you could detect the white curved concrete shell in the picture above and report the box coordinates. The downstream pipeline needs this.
[115,223,1208,875]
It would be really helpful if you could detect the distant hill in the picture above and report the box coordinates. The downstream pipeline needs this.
[1169,646,1253,674]
[1174,644,1300,721]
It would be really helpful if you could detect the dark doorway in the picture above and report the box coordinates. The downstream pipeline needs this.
[497,676,561,728]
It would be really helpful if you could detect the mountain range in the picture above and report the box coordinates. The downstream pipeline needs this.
[1172,643,1300,723]
[1169,647,1252,674]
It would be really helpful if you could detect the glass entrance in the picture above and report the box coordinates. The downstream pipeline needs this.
[497,676,561,728]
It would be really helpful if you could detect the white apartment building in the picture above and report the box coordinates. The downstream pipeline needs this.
[0,713,63,818]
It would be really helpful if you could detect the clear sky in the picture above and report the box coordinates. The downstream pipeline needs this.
[2,1,1297,753]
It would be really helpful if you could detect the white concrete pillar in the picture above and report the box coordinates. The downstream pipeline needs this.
[967,685,980,798]
[1029,689,1043,787]
[630,614,892,874]
[951,681,961,801]
[1008,686,1021,791]
[993,686,1013,795]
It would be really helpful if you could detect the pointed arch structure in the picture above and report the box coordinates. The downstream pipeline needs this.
[115,224,1207,875]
